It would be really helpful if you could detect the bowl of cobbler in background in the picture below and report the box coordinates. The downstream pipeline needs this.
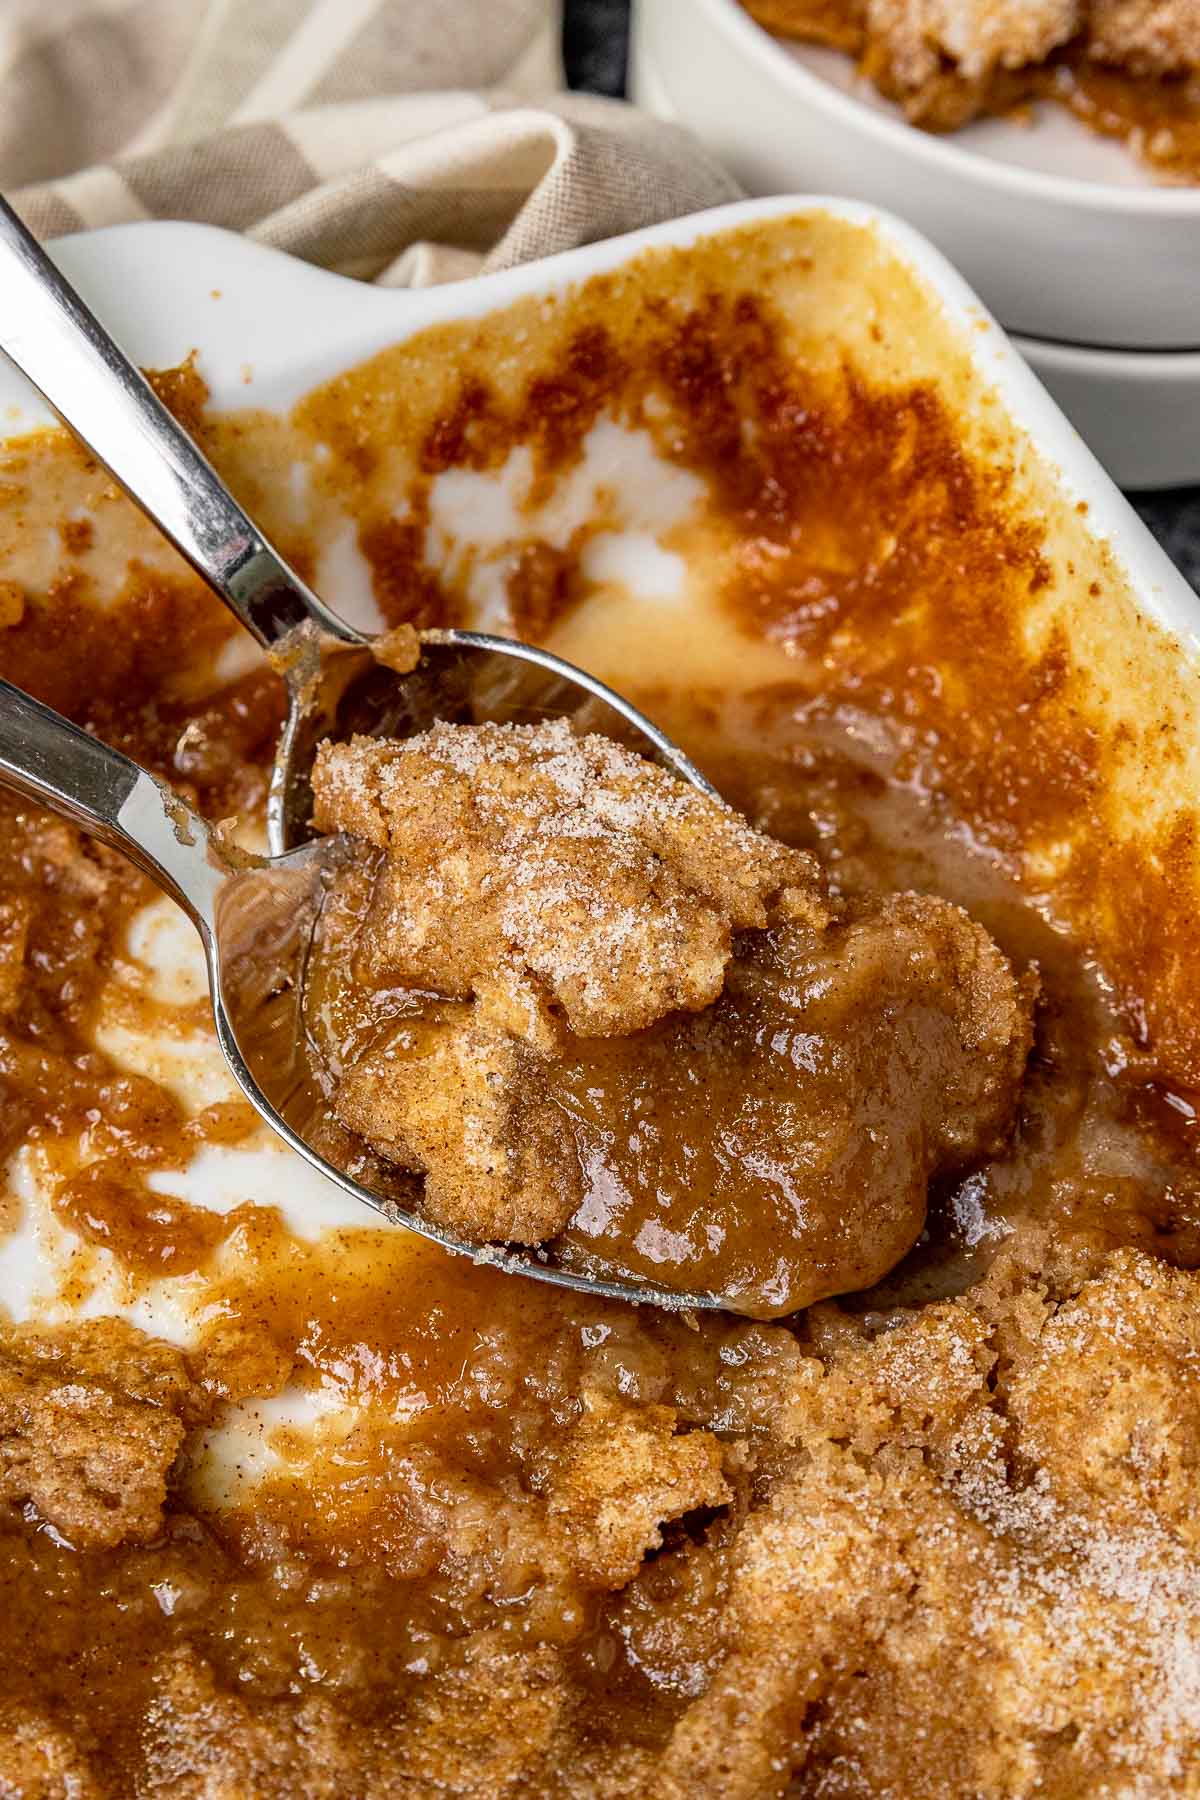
[6,194,1200,1792]
[631,0,1200,486]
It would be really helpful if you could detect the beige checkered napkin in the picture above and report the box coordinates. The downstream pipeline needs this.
[4,0,739,284]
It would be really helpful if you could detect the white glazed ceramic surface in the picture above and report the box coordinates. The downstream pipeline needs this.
[2,199,1180,644]
[630,0,1200,351]
[1017,332,1200,489]
[1,196,1197,1499]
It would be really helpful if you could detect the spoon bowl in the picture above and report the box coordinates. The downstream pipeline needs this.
[0,675,727,1310]
[0,189,733,1306]
[0,191,729,1307]
[269,626,715,852]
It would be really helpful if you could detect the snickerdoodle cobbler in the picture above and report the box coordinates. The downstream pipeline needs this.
[2,215,1199,1796]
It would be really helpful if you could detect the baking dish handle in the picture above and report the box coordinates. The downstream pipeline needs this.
[0,194,360,656]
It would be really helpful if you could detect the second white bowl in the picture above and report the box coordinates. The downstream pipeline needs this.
[631,0,1200,351]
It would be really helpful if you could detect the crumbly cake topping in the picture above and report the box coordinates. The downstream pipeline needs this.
[312,718,825,1039]
[867,0,1081,86]
[748,0,1199,78]
[0,1319,197,1551]
[1088,0,1199,74]
[309,721,841,1253]
[9,1239,1200,1794]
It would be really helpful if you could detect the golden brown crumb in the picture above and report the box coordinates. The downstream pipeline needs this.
[624,1251,1200,1795]
[399,1634,570,1797]
[333,1003,579,1242]
[548,1391,730,1587]
[143,1637,580,1799]
[309,728,1034,1298]
[0,580,25,628]
[663,1497,896,1795]
[1088,0,1198,73]
[0,1321,195,1549]
[2,1316,199,1412]
[190,1317,298,1407]
[748,0,1199,156]
[142,1648,366,1798]
[311,719,825,1039]
[866,0,1081,92]
[1003,1248,1200,1546]
[0,895,30,1017]
[371,620,422,674]
[0,1704,102,1799]
[309,720,830,1246]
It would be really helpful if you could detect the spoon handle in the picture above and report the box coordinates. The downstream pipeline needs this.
[0,195,358,653]
[0,679,223,937]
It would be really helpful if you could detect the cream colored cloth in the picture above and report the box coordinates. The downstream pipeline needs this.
[5,0,739,284]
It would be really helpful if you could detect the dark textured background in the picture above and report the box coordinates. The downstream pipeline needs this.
[561,0,1200,593]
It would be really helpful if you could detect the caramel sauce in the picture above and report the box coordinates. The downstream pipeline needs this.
[1055,57,1200,183]
[551,909,1018,1314]
[53,1102,262,1278]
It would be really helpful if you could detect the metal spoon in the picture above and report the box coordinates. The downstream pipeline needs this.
[0,195,723,1308]
[0,673,724,1312]
[0,195,715,851]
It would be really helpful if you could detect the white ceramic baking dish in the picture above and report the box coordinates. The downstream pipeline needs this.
[1,195,1197,1492]
[3,197,1184,603]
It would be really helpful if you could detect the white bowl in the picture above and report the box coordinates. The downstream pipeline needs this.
[630,0,1200,350]
[1017,332,1200,489]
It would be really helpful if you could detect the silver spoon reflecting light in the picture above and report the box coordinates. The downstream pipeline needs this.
[0,195,724,1312]
[0,195,716,851]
